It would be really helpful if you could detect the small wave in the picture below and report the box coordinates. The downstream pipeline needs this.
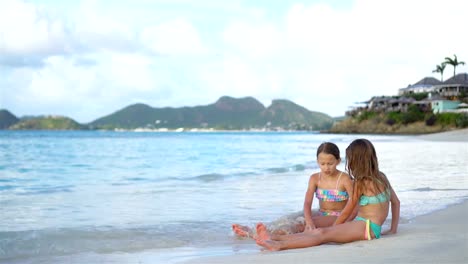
[0,185,16,191]
[17,168,32,173]
[266,167,288,173]
[176,172,258,183]
[0,222,232,260]
[110,182,130,186]
[291,164,306,171]
[412,187,433,192]
[125,177,149,182]
[17,185,74,195]
[0,179,14,183]
[266,164,308,174]
[193,173,225,182]
[70,163,89,168]
[167,164,310,183]
[150,174,226,183]
[410,187,468,192]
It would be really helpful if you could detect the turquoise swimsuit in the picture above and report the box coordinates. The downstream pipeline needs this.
[355,189,390,239]
[359,190,390,206]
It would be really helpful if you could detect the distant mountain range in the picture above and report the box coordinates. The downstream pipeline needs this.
[0,96,335,131]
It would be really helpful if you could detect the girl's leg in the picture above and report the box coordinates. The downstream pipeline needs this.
[233,222,302,239]
[269,228,318,241]
[257,222,319,241]
[234,212,337,240]
[312,215,337,228]
[256,221,366,251]
[266,216,337,241]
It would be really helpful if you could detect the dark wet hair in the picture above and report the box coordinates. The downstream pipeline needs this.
[316,142,340,160]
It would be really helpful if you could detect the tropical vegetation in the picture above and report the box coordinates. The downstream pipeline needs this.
[443,54,465,77]
[331,54,467,134]
[432,63,446,81]
[7,115,86,130]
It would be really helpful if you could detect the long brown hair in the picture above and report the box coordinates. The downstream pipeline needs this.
[345,139,389,199]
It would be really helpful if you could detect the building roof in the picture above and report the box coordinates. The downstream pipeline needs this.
[443,73,468,85]
[412,77,442,86]
[422,93,445,102]
[366,96,415,104]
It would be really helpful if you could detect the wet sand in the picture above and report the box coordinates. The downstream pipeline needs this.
[183,200,468,263]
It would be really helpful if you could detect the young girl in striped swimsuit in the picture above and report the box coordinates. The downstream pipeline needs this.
[232,142,354,238]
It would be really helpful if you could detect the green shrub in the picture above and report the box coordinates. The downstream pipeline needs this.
[455,114,468,128]
[436,113,459,127]
[459,91,466,100]
[401,105,425,124]
[406,92,428,101]
[386,112,402,124]
[357,111,377,122]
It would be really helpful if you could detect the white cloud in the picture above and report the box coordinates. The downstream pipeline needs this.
[223,21,281,58]
[72,0,137,52]
[103,52,155,92]
[140,18,206,55]
[1,0,468,122]
[285,3,349,53]
[2,55,98,118]
[0,0,68,60]
[278,0,468,111]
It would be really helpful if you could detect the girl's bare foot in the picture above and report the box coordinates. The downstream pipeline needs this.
[232,224,252,238]
[255,239,281,251]
[255,222,270,241]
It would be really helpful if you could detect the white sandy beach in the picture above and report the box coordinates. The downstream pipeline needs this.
[182,129,468,264]
[184,200,468,264]
[416,128,468,142]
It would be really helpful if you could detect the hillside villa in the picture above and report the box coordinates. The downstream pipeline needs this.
[347,73,468,116]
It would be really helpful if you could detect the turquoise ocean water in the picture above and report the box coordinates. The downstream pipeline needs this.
[1,131,467,263]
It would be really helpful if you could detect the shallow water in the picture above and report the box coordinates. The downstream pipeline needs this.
[1,131,467,262]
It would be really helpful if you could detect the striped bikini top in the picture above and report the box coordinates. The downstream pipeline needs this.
[315,172,349,202]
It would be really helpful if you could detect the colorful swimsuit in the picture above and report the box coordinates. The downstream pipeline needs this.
[318,209,342,217]
[315,172,349,216]
[355,189,390,240]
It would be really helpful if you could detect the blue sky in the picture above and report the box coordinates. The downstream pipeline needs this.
[1,0,467,123]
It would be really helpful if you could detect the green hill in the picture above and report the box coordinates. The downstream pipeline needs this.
[262,99,333,130]
[0,109,19,129]
[90,96,334,130]
[9,116,85,130]
[1,96,334,131]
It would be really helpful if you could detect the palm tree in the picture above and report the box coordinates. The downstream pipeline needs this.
[432,63,446,81]
[444,54,465,77]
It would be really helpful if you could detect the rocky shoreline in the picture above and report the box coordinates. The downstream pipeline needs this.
[328,119,457,134]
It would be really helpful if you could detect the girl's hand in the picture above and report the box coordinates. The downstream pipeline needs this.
[381,229,397,236]
[304,224,316,233]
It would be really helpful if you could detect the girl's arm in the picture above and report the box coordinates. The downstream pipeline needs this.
[340,175,359,222]
[347,202,359,221]
[334,197,357,225]
[333,176,356,225]
[303,175,316,230]
[382,187,400,235]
